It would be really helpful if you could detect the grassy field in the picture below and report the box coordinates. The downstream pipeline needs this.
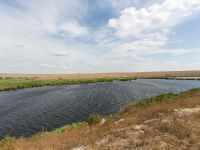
[0,77,136,91]
[0,70,200,91]
[1,88,200,149]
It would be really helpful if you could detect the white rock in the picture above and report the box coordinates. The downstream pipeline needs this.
[159,141,168,149]
[138,130,144,134]
[174,107,200,117]
[114,119,125,125]
[144,118,160,124]
[100,118,106,126]
[133,125,142,130]
[71,146,87,150]
[161,119,170,124]
[158,113,164,117]
[133,124,147,130]
[97,137,109,145]
[174,109,179,112]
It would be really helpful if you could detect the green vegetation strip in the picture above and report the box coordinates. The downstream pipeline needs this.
[122,93,178,113]
[141,77,200,80]
[0,77,137,91]
[123,88,200,113]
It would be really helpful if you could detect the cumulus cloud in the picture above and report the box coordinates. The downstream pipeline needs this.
[108,0,200,37]
[115,32,167,53]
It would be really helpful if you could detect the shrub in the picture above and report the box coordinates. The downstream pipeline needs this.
[87,114,102,125]
[4,77,12,79]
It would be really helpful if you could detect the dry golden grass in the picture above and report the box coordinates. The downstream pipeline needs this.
[1,70,200,80]
[1,89,200,150]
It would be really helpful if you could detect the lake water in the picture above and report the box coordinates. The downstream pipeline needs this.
[0,79,200,139]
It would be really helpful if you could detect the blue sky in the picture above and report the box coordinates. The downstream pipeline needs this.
[0,0,200,73]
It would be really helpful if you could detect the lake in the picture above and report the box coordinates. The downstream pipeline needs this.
[0,79,200,139]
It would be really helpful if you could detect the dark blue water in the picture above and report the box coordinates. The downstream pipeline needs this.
[0,79,200,139]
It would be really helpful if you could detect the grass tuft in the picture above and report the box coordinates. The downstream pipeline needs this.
[87,114,102,125]
[52,122,88,134]
[0,135,15,147]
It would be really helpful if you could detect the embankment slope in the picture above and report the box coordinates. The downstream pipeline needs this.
[1,89,200,150]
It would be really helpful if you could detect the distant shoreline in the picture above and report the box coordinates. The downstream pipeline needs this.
[0,77,137,92]
[1,75,200,92]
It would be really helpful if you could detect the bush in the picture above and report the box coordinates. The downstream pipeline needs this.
[87,114,102,125]
[4,77,13,79]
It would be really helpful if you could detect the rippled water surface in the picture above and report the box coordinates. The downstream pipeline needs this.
[0,79,200,139]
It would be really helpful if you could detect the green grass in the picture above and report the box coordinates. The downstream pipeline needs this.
[141,77,200,80]
[0,77,137,91]
[122,88,200,113]
[122,93,179,113]
[87,114,102,125]
[1,76,199,92]
[0,135,15,147]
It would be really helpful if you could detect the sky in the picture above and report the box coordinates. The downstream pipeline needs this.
[0,0,200,74]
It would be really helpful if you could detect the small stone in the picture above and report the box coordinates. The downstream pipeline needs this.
[114,119,125,125]
[71,146,87,150]
[138,130,144,134]
[97,137,109,145]
[133,124,147,130]
[159,141,168,149]
[161,119,170,124]
[133,125,142,130]
[100,118,106,126]
[158,113,164,117]
[144,118,160,124]
[174,109,179,112]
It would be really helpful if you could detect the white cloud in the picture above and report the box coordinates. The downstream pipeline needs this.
[51,52,69,57]
[10,63,30,68]
[0,0,92,73]
[114,32,167,53]
[97,0,135,11]
[108,0,200,37]
[61,21,88,37]
[162,60,179,65]
[0,54,7,58]
[0,0,89,36]
[97,0,160,13]
[0,0,199,73]
[40,64,72,70]
[191,62,200,66]
[105,0,200,62]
